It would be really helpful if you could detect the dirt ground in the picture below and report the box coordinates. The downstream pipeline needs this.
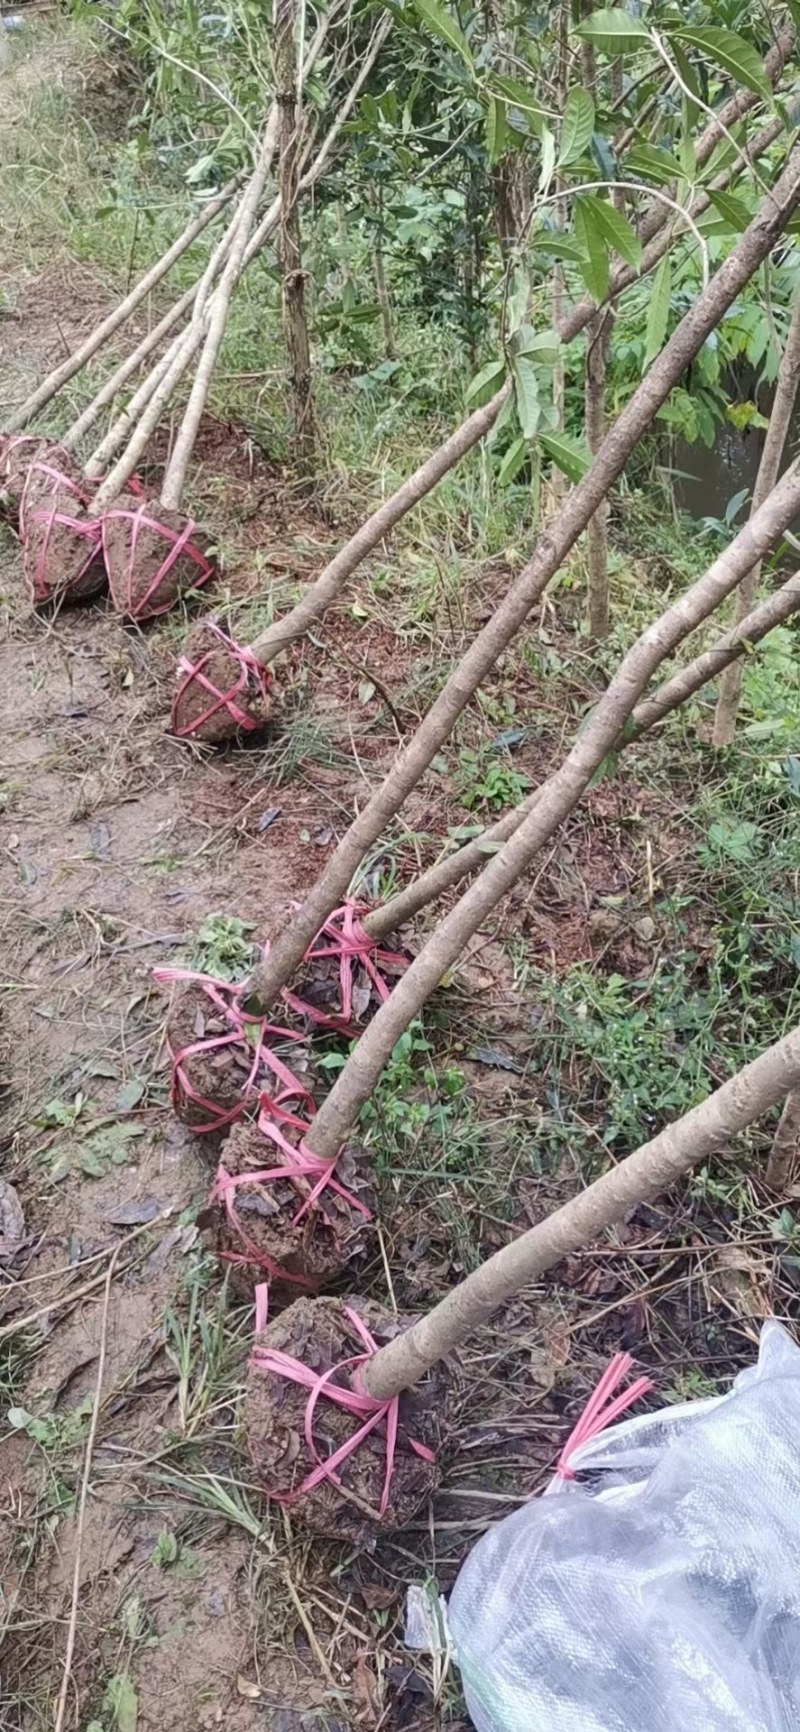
[2,27,798,1732]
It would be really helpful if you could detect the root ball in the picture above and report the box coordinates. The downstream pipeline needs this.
[245,1295,448,1539]
[103,494,215,621]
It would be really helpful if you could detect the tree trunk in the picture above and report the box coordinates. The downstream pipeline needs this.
[585,312,612,638]
[360,1024,800,1399]
[297,462,800,1161]
[765,1089,800,1193]
[550,0,570,511]
[244,147,800,1012]
[274,0,316,478]
[712,295,800,745]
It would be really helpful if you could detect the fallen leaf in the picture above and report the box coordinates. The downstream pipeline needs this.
[0,1178,25,1257]
[710,1245,771,1320]
[90,822,111,859]
[103,1197,162,1226]
[359,1583,396,1611]
[351,981,371,1020]
[236,1676,262,1700]
[115,1078,145,1111]
[468,1045,523,1073]
[257,806,282,832]
[353,1653,379,1720]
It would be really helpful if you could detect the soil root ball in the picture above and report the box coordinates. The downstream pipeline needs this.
[205,1122,374,1300]
[171,621,272,744]
[165,980,259,1133]
[21,458,106,606]
[245,1295,450,1539]
[1,436,68,526]
[103,493,216,621]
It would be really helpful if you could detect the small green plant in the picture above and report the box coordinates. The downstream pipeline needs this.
[150,1527,179,1567]
[455,747,530,812]
[191,913,257,981]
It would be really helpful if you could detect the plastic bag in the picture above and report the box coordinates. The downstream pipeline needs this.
[448,1322,800,1732]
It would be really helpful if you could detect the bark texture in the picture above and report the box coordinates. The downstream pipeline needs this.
[362,1024,800,1399]
[765,1089,800,1194]
[273,0,316,476]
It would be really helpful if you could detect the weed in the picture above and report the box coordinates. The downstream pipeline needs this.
[191,912,256,981]
[455,746,530,812]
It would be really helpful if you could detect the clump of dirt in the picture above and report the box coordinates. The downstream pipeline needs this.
[165,980,259,1133]
[245,1295,449,1540]
[21,473,107,605]
[103,493,215,620]
[0,432,59,521]
[171,620,272,744]
[205,1121,375,1300]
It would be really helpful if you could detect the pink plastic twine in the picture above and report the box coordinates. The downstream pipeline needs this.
[171,621,270,737]
[277,901,408,1036]
[250,1283,435,1516]
[154,966,307,1133]
[555,1352,653,1482]
[20,460,102,603]
[210,1085,371,1284]
[102,496,214,619]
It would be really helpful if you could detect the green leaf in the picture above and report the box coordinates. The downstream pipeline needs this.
[587,750,619,790]
[707,189,751,232]
[558,88,595,167]
[705,817,760,861]
[538,125,556,192]
[485,97,507,165]
[574,196,609,301]
[531,231,586,263]
[489,74,546,121]
[643,252,671,368]
[678,126,697,180]
[625,141,682,185]
[497,435,529,486]
[465,358,506,407]
[151,1528,179,1567]
[575,8,650,52]
[511,326,560,363]
[539,431,591,484]
[511,357,540,438]
[411,0,474,70]
[670,40,701,125]
[583,194,642,269]
[671,26,770,100]
[115,1078,145,1111]
[103,1673,138,1732]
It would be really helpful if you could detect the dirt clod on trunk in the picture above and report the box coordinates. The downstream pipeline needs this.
[171,621,272,744]
[103,493,215,620]
[245,1295,449,1540]
[206,1121,374,1300]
